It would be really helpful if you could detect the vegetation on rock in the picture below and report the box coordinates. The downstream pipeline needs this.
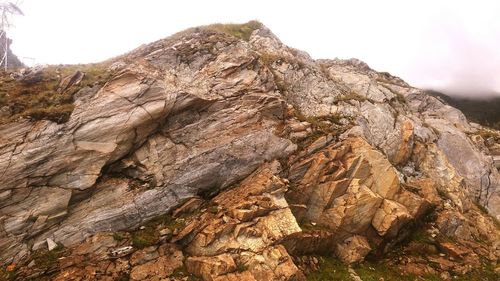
[0,63,111,124]
[193,20,262,41]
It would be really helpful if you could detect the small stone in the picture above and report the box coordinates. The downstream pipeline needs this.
[130,246,159,266]
[109,246,134,258]
[440,271,451,280]
[47,238,58,251]
[159,228,172,236]
[139,226,146,230]
[335,235,372,264]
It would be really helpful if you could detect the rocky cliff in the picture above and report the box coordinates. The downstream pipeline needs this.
[0,22,499,280]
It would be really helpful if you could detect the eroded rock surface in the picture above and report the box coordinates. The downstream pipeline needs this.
[0,22,499,280]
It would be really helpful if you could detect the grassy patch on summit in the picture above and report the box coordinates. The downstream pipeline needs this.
[175,20,263,42]
[197,21,262,41]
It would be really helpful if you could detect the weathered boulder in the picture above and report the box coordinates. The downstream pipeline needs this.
[425,117,497,205]
[285,137,430,262]
[286,137,420,236]
[334,235,372,264]
[186,254,237,281]
[371,199,412,237]
[177,161,303,280]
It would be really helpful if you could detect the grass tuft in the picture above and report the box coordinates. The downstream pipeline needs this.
[112,232,125,242]
[132,226,158,249]
[306,256,350,281]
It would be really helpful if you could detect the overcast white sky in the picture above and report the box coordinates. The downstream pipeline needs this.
[5,0,500,96]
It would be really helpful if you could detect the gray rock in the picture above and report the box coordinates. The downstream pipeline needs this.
[46,238,58,251]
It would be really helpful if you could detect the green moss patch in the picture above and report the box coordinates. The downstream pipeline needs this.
[306,256,350,281]
[307,256,420,281]
[131,213,189,249]
[455,262,500,281]
[112,232,125,242]
[353,261,419,281]
[132,227,159,249]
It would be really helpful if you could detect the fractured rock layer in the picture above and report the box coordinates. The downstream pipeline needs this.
[0,22,499,280]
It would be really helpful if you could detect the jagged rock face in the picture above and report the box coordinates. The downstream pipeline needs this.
[284,137,430,259]
[177,162,305,281]
[0,23,499,280]
[0,30,296,263]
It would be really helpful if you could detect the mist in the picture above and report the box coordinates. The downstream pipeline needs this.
[5,0,500,98]
[403,2,500,98]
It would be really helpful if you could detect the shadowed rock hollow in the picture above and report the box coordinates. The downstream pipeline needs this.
[0,21,499,280]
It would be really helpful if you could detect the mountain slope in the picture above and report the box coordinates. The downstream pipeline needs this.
[0,22,499,280]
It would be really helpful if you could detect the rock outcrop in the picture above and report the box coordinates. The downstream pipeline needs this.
[0,22,499,280]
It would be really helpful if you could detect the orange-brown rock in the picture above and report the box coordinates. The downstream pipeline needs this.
[286,137,429,261]
[334,235,371,264]
[129,244,183,281]
[186,254,237,281]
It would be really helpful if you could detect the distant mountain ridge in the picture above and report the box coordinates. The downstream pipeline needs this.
[426,90,500,130]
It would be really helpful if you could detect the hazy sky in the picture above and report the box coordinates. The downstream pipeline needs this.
[5,0,500,96]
